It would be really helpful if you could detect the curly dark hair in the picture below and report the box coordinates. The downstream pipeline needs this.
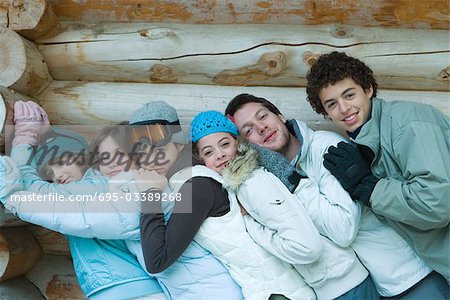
[306,51,378,116]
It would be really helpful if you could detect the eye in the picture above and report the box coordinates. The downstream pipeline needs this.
[244,127,253,137]
[98,153,110,163]
[259,113,268,120]
[203,150,213,157]
[115,151,126,157]
[221,141,230,148]
[45,169,54,179]
[327,101,337,109]
[345,92,355,99]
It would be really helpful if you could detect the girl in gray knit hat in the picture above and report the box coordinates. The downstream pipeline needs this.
[130,101,243,300]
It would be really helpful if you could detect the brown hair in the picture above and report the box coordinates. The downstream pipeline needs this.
[225,93,282,117]
[89,125,133,170]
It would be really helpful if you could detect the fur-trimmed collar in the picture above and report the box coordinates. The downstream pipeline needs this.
[222,141,259,194]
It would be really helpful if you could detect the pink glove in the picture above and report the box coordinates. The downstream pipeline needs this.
[12,101,50,146]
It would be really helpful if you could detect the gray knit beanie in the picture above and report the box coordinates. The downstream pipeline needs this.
[129,101,188,145]
[35,128,89,177]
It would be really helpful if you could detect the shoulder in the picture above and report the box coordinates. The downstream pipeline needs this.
[309,130,348,157]
[382,99,442,122]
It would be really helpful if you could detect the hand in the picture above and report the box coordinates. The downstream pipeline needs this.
[323,141,372,192]
[133,168,168,192]
[12,101,50,146]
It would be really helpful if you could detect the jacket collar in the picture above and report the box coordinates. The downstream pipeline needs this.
[286,119,314,169]
[352,97,383,159]
[222,141,260,194]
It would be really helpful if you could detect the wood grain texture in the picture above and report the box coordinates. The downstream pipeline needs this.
[47,0,449,29]
[0,28,52,97]
[36,81,450,136]
[0,0,60,40]
[35,23,450,91]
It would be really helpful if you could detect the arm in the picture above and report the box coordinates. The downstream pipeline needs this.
[371,121,450,230]
[4,191,140,240]
[237,169,323,265]
[140,177,217,273]
[294,175,361,247]
[303,132,361,247]
[1,156,139,239]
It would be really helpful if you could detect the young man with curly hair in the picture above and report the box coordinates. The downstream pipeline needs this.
[306,51,450,285]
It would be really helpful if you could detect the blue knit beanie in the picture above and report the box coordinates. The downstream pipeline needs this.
[129,101,188,145]
[191,111,238,143]
[35,128,89,175]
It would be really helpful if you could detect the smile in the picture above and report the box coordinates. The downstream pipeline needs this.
[108,170,122,177]
[217,161,229,169]
[264,131,276,143]
[343,113,358,124]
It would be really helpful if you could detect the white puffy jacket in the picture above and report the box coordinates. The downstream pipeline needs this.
[289,120,432,296]
[222,144,369,300]
[1,156,140,240]
[192,165,316,300]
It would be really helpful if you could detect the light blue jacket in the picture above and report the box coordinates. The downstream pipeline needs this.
[5,148,164,298]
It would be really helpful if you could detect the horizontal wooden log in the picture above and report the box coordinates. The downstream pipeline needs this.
[0,226,43,282]
[47,0,449,29]
[0,276,46,299]
[0,28,53,97]
[36,81,450,135]
[28,225,70,256]
[26,254,86,300]
[0,0,60,40]
[36,23,450,91]
[0,207,27,228]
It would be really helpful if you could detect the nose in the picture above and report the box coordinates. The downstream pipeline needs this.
[216,148,226,160]
[52,168,64,182]
[256,121,267,134]
[338,99,351,114]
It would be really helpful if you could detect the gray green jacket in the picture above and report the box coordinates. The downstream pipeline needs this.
[353,97,450,280]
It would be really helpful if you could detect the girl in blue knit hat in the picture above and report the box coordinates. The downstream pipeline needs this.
[6,101,166,300]
[191,110,381,300]
[127,101,244,300]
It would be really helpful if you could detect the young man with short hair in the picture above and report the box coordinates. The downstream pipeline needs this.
[305,51,449,285]
[225,91,448,298]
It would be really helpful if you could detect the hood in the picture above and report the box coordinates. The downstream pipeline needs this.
[222,140,259,194]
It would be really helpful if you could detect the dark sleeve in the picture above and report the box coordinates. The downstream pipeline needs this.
[140,177,228,273]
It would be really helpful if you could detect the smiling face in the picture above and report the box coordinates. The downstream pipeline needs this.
[98,135,133,177]
[197,132,237,175]
[45,161,84,184]
[319,78,373,133]
[232,102,298,160]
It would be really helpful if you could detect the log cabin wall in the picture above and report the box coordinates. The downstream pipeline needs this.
[0,1,449,299]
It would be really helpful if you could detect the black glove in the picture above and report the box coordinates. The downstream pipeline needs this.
[351,174,379,207]
[323,141,372,192]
